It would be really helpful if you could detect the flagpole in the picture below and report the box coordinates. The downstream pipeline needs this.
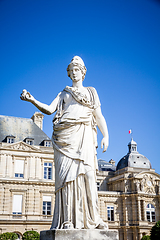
[129,129,133,140]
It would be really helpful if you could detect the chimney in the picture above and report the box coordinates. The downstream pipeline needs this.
[109,159,115,165]
[31,112,44,130]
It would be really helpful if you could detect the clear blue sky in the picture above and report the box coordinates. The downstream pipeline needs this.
[0,0,160,173]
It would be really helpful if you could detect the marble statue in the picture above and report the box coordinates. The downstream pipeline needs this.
[21,56,109,230]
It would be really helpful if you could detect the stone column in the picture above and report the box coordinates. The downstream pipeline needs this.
[3,187,10,214]
[125,199,128,224]
[122,196,126,225]
[137,198,141,221]
[24,157,28,179]
[2,186,5,213]
[22,191,26,218]
[157,196,160,220]
[6,155,12,177]
[99,198,106,220]
[11,155,15,178]
[0,154,3,177]
[1,154,6,177]
[35,157,41,179]
[29,156,35,179]
[33,188,40,215]
[41,158,44,180]
[0,187,4,214]
[143,200,147,221]
[131,195,137,224]
[26,188,34,215]
[40,191,43,220]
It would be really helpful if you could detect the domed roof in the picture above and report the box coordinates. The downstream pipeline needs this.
[98,159,116,172]
[116,138,151,171]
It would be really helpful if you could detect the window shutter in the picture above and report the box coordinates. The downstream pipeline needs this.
[43,196,51,202]
[15,160,24,174]
[12,195,22,213]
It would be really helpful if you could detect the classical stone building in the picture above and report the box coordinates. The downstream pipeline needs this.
[0,113,160,240]
[97,139,160,240]
[0,113,55,239]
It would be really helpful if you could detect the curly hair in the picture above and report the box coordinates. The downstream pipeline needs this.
[67,62,87,81]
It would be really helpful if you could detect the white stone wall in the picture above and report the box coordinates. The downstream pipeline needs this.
[0,143,160,240]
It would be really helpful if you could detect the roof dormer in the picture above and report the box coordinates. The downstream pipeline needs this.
[25,137,34,146]
[6,135,16,144]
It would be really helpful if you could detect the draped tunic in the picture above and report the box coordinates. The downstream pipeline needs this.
[50,86,103,229]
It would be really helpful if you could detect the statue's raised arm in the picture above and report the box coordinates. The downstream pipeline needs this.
[21,56,109,230]
[20,89,60,115]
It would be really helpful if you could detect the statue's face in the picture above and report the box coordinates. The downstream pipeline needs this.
[69,65,83,82]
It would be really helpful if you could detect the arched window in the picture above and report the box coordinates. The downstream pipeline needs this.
[146,203,155,222]
[14,232,22,239]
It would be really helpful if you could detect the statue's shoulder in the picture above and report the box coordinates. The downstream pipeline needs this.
[86,87,101,109]
[87,86,98,94]
[86,86,99,98]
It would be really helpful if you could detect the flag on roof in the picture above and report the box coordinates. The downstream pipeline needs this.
[129,129,132,134]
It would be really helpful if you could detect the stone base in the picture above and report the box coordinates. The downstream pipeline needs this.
[40,229,119,240]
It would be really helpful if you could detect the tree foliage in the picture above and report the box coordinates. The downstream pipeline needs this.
[22,231,39,240]
[141,235,150,240]
[0,232,18,240]
[150,220,160,240]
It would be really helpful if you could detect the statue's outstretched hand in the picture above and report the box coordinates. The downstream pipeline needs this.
[20,89,34,103]
[101,137,108,152]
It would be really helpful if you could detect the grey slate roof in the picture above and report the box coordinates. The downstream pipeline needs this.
[98,159,116,172]
[0,115,51,146]
[116,139,151,171]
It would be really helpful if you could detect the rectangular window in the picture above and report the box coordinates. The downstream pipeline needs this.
[12,195,22,214]
[26,140,34,145]
[15,160,24,178]
[44,162,52,180]
[107,206,114,221]
[43,196,51,215]
[44,141,51,147]
[151,212,156,222]
[147,211,150,221]
[7,137,14,143]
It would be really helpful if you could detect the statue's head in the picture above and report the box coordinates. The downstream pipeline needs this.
[67,56,87,81]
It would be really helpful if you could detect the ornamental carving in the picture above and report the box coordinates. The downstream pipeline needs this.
[135,180,140,192]
[125,179,130,192]
[140,174,155,194]
[6,142,39,152]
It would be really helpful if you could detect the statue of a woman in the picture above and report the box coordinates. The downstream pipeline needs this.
[21,56,109,230]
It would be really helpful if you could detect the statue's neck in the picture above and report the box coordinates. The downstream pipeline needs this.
[72,80,84,90]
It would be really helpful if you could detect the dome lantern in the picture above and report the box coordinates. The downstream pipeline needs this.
[128,138,137,153]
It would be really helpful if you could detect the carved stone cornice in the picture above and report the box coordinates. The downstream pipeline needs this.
[0,141,41,152]
[0,179,55,186]
[10,189,27,192]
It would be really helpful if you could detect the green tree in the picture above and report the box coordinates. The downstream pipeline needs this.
[0,232,18,240]
[150,220,160,240]
[22,231,39,240]
[141,235,150,240]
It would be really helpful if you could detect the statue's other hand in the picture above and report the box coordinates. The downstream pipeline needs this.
[20,89,34,103]
[101,137,108,153]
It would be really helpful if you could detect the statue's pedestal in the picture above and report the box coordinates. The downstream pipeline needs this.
[40,229,119,240]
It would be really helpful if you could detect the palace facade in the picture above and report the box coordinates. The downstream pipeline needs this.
[0,113,159,240]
